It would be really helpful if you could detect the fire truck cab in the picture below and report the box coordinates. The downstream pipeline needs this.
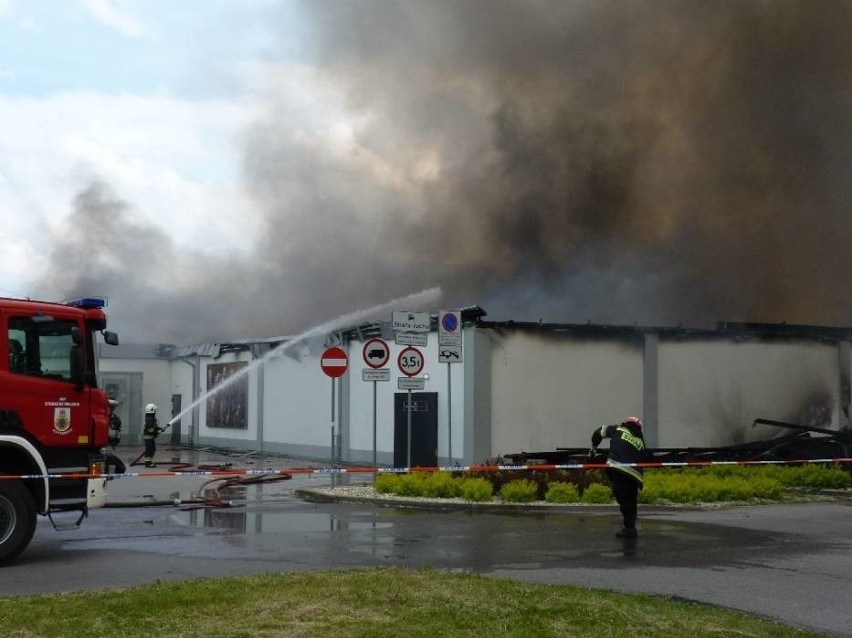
[0,296,119,564]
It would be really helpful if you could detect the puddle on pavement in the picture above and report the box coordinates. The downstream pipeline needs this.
[135,476,391,535]
[168,506,394,535]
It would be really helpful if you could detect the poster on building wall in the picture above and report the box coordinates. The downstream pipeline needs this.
[206,362,248,429]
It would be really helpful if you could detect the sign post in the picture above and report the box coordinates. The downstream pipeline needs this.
[439,310,462,464]
[362,339,390,468]
[398,346,425,468]
[321,346,348,467]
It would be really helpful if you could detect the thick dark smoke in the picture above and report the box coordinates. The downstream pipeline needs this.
[35,1,852,342]
[37,182,265,342]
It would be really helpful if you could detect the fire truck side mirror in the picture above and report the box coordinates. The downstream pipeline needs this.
[103,330,119,346]
[70,326,82,345]
[70,344,84,391]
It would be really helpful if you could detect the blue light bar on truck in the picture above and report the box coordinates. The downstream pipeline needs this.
[65,297,107,309]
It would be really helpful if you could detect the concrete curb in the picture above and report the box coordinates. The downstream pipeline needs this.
[295,486,689,514]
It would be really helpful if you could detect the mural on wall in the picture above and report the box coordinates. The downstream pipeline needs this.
[206,362,248,429]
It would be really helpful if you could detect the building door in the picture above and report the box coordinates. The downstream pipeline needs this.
[102,373,143,445]
[393,392,438,468]
[170,394,182,445]
[102,377,130,446]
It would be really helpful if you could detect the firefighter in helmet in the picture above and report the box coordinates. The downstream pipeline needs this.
[142,403,162,467]
[591,416,647,538]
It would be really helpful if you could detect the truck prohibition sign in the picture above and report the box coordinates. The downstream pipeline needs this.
[362,338,390,369]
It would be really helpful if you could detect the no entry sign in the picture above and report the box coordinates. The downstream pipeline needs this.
[321,346,349,378]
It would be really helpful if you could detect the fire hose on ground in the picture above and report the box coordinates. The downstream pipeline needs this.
[103,455,293,510]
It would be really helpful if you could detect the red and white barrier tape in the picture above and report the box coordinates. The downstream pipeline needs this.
[1,457,850,481]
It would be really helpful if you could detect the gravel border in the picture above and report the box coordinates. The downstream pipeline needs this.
[297,485,690,513]
[295,485,852,513]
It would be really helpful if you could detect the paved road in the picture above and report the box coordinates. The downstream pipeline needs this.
[2,449,850,636]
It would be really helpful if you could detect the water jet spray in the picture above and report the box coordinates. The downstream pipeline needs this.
[167,287,442,427]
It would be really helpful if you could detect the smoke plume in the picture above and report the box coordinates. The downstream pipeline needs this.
[35,1,852,342]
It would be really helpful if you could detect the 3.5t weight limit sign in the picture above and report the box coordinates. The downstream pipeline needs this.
[397,346,424,377]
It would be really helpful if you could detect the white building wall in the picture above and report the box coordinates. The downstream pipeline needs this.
[657,339,840,447]
[105,322,852,462]
[261,349,339,456]
[488,331,644,456]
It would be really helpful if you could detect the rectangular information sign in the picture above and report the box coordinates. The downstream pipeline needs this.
[395,332,428,347]
[362,368,391,382]
[398,377,426,391]
[392,311,431,333]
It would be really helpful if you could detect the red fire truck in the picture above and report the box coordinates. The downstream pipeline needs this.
[0,296,119,564]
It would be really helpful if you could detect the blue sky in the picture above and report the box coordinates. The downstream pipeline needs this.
[0,0,283,97]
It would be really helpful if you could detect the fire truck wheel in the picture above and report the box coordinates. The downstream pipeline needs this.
[0,481,37,565]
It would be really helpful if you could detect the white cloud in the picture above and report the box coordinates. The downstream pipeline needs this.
[0,90,265,292]
[82,0,153,38]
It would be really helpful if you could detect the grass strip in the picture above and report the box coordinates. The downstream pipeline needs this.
[0,567,824,637]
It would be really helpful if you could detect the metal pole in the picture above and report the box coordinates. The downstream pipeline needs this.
[330,377,335,475]
[372,380,378,467]
[406,388,412,468]
[337,376,343,462]
[447,362,452,464]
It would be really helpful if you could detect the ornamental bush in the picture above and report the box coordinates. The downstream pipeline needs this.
[639,472,784,503]
[580,483,612,504]
[781,464,852,489]
[373,464,847,504]
[499,479,539,503]
[458,477,493,502]
[396,472,428,497]
[544,482,580,504]
[423,471,461,498]
[374,473,402,494]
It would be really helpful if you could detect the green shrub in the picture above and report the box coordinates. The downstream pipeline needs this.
[784,464,852,489]
[544,482,580,504]
[580,483,612,504]
[374,473,402,494]
[638,480,660,504]
[376,463,844,504]
[422,471,461,498]
[396,472,428,497]
[458,477,493,502]
[639,471,785,503]
[499,479,539,503]
[749,477,784,500]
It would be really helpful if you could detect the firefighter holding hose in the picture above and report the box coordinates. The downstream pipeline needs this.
[591,416,646,538]
[142,403,165,467]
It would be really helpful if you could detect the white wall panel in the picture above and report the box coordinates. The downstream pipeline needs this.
[488,331,643,455]
[658,339,839,447]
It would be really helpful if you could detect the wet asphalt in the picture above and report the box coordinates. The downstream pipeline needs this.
[2,447,851,636]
